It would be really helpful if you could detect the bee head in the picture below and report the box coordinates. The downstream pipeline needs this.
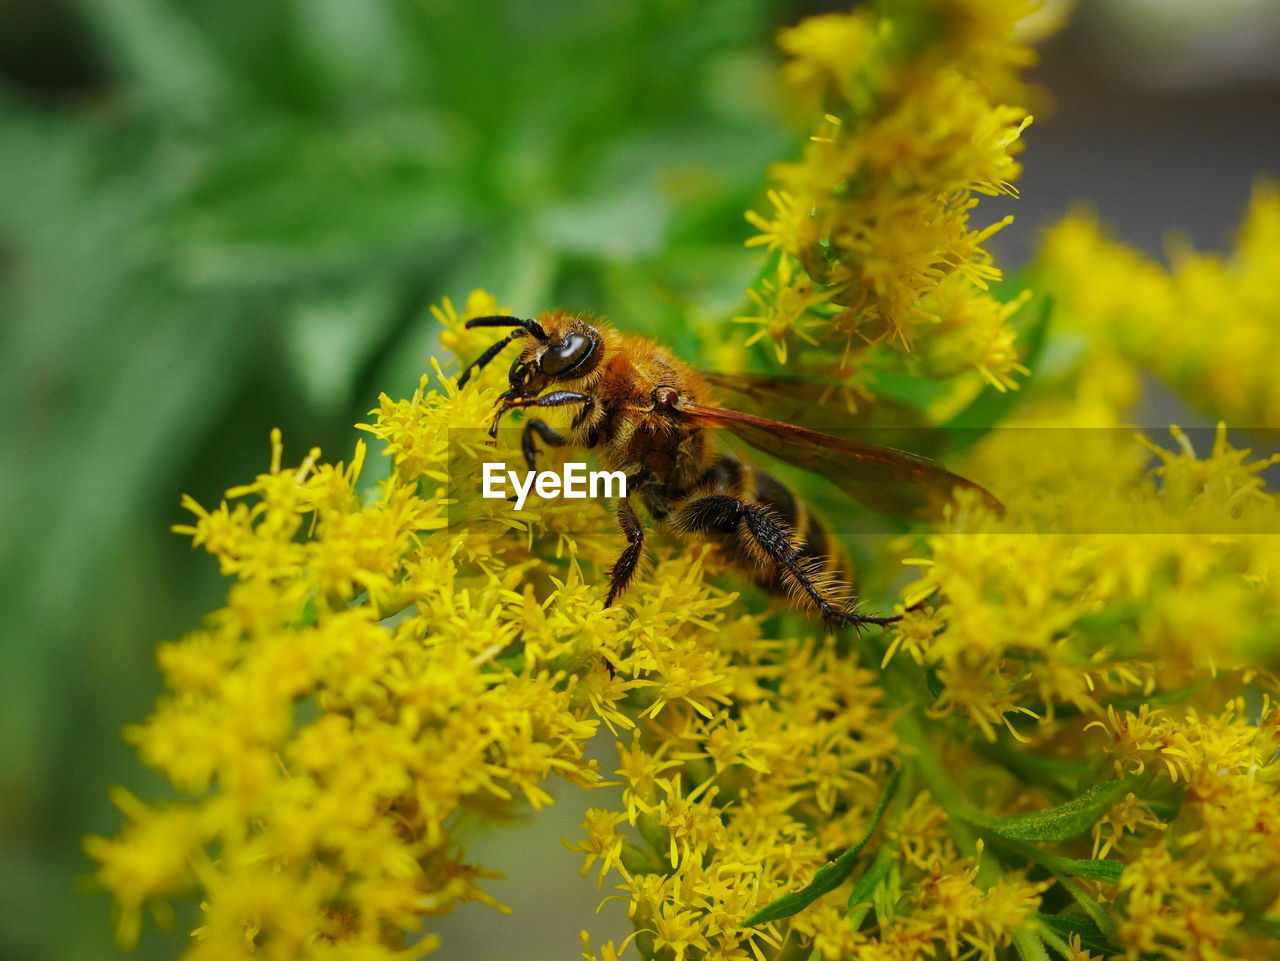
[463,312,603,397]
[530,314,601,383]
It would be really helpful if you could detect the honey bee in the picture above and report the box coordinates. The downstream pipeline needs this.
[457,311,1002,629]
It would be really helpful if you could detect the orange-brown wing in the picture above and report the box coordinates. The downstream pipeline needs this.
[698,371,919,428]
[696,370,953,462]
[677,399,1003,521]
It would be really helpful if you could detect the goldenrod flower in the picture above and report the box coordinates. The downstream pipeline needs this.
[739,1,1042,393]
[1038,180,1280,427]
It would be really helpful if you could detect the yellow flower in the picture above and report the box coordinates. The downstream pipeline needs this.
[83,788,208,948]
[87,293,649,955]
[1038,180,1280,426]
[893,424,1280,741]
[566,807,632,885]
[739,1,1045,390]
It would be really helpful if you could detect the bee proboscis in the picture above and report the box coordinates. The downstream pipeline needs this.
[457,311,1002,629]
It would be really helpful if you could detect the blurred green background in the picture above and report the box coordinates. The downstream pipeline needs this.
[2,1,1278,958]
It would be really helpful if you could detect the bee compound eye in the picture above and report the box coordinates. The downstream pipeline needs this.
[539,333,593,376]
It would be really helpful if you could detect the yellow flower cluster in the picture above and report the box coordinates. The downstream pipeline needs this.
[85,298,626,956]
[1086,699,1280,959]
[91,310,1280,961]
[889,423,1280,741]
[88,4,1280,960]
[859,171,1280,958]
[83,289,1064,961]
[738,0,1043,391]
[94,283,1280,959]
[1038,181,1280,426]
[83,292,909,959]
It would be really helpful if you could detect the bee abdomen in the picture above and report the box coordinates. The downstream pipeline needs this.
[703,457,853,602]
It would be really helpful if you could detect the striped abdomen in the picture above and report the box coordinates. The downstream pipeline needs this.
[666,454,854,613]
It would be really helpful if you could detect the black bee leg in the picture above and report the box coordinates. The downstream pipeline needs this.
[826,608,900,630]
[605,497,645,608]
[488,390,593,438]
[526,390,593,409]
[457,332,523,388]
[521,419,567,470]
[675,495,898,630]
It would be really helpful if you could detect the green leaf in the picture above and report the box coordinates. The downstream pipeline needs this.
[964,776,1136,843]
[1248,916,1280,939]
[925,667,945,701]
[299,593,319,628]
[868,369,955,411]
[1037,914,1115,958]
[873,861,901,927]
[847,842,895,911]
[983,835,1123,938]
[741,769,901,927]
[1060,859,1125,884]
[1049,862,1121,938]
[1141,798,1182,820]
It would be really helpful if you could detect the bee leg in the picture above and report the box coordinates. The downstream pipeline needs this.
[518,390,593,411]
[826,609,900,631]
[676,495,898,631]
[457,332,523,388]
[488,390,592,438]
[605,497,645,608]
[521,419,567,470]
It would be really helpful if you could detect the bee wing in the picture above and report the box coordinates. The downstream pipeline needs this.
[677,399,1003,521]
[698,371,924,431]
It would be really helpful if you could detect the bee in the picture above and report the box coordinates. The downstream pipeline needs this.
[457,311,1002,629]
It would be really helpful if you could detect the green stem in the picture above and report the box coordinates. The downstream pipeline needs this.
[1012,927,1051,961]
[890,691,1002,886]
[1037,923,1077,960]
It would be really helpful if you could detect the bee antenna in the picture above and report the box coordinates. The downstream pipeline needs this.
[464,315,549,342]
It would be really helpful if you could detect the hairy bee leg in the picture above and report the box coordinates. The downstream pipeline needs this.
[605,497,645,608]
[521,419,567,470]
[827,609,900,630]
[675,494,897,630]
[457,332,523,388]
